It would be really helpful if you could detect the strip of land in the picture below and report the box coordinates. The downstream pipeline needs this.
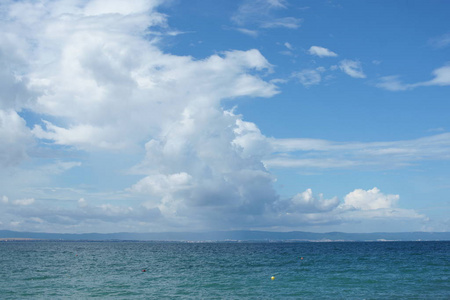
[0,230,449,242]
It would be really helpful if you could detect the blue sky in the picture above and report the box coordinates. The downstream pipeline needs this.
[0,0,449,233]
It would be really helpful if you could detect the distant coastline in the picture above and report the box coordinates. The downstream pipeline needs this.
[0,238,39,241]
[1,230,449,242]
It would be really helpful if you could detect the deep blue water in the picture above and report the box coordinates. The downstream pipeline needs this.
[0,241,449,299]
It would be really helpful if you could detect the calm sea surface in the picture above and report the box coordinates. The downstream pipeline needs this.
[0,241,448,299]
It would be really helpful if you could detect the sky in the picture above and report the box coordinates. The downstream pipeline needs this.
[0,0,449,234]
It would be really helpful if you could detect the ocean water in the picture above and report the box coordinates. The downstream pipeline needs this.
[0,241,448,299]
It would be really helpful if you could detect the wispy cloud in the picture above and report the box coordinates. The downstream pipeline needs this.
[1,196,35,208]
[429,33,450,49]
[232,0,302,32]
[376,76,409,91]
[292,67,325,87]
[235,28,259,37]
[308,46,338,57]
[232,0,287,25]
[428,127,445,133]
[12,198,35,206]
[260,17,302,29]
[339,59,366,78]
[376,64,450,91]
[279,42,294,56]
[284,42,293,50]
[265,132,450,169]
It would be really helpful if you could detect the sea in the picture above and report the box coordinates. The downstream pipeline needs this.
[0,241,448,299]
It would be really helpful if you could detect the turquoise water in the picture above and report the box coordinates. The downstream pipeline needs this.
[0,241,448,299]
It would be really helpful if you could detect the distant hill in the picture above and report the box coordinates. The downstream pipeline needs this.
[0,230,449,241]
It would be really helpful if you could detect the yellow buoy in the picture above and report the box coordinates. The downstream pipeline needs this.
[271,276,275,280]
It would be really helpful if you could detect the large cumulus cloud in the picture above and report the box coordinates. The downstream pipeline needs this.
[0,0,281,231]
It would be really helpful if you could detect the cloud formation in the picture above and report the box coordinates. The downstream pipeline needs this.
[0,0,282,231]
[339,59,366,78]
[292,67,325,87]
[4,0,277,152]
[429,33,450,49]
[0,110,33,167]
[308,46,338,57]
[128,110,279,229]
[232,0,302,31]
[235,28,259,37]
[12,198,35,206]
[266,133,450,169]
[287,189,340,213]
[376,64,450,91]
[0,0,432,233]
[344,187,398,210]
[270,187,425,231]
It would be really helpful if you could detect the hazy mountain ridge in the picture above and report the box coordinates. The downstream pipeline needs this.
[1,230,449,241]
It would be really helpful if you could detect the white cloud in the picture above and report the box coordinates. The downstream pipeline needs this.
[0,110,33,167]
[231,0,301,29]
[0,0,433,233]
[0,194,163,232]
[279,42,294,56]
[83,0,161,16]
[339,59,366,78]
[308,46,338,57]
[264,157,359,169]
[376,76,410,91]
[376,64,450,91]
[260,17,302,29]
[233,118,273,158]
[232,0,286,25]
[343,187,398,210]
[40,161,82,175]
[32,121,129,150]
[29,217,44,224]
[99,203,134,216]
[268,187,425,230]
[236,28,259,37]
[335,188,426,224]
[0,0,283,232]
[78,198,88,208]
[130,173,193,196]
[266,133,450,169]
[428,127,445,133]
[279,50,293,56]
[0,160,83,205]
[423,64,450,86]
[284,42,293,50]
[12,198,35,206]
[8,1,277,151]
[127,108,278,229]
[266,0,288,8]
[0,58,36,110]
[288,189,339,213]
[429,33,450,49]
[293,68,324,87]
[1,195,35,206]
